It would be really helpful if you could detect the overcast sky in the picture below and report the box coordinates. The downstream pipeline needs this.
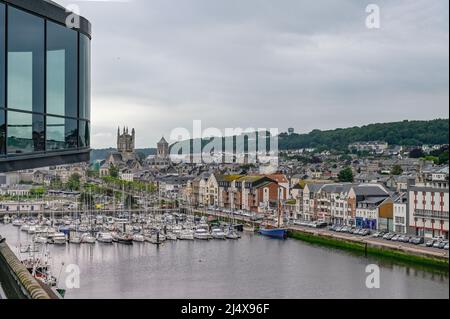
[55,0,449,149]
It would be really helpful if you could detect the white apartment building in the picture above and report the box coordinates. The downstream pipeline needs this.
[408,166,449,239]
[393,193,408,234]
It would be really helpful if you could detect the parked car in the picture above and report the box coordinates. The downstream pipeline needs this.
[361,229,371,236]
[316,222,328,229]
[410,237,424,245]
[425,239,436,247]
[391,234,401,241]
[401,236,411,243]
[433,240,442,248]
[383,233,395,240]
[444,243,449,250]
[372,231,383,238]
[438,240,448,249]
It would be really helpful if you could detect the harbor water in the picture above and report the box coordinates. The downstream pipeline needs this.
[0,224,448,299]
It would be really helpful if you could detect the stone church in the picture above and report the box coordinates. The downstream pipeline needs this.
[100,127,142,176]
[146,136,172,168]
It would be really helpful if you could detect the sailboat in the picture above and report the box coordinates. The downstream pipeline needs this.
[258,190,287,239]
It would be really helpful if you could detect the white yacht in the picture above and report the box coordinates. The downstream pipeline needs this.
[211,228,226,240]
[27,225,37,235]
[49,233,67,245]
[225,229,239,240]
[12,219,24,227]
[179,229,194,240]
[165,232,178,241]
[69,236,82,244]
[21,224,30,232]
[81,233,96,244]
[132,234,145,242]
[97,232,113,243]
[194,228,211,240]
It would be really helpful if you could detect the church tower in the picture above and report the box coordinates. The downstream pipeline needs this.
[157,136,169,159]
[117,126,136,154]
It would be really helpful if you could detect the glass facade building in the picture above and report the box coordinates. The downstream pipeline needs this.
[0,0,91,172]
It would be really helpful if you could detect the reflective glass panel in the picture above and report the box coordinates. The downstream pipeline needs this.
[79,120,90,148]
[47,21,78,117]
[47,116,78,150]
[7,7,44,113]
[79,34,91,120]
[7,111,45,154]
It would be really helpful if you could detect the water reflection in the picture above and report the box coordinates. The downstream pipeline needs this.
[1,224,448,299]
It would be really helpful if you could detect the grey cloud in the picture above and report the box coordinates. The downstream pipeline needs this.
[56,0,448,148]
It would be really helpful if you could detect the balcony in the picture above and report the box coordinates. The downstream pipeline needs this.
[414,209,449,220]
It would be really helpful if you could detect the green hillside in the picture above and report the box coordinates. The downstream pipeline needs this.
[279,119,449,150]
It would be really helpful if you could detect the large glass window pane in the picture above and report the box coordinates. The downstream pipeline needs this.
[79,120,90,148]
[7,7,44,113]
[0,109,5,155]
[47,116,78,150]
[0,3,5,110]
[47,21,78,117]
[79,34,91,120]
[7,111,44,154]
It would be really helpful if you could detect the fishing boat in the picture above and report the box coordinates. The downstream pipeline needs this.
[22,253,57,287]
[97,232,113,243]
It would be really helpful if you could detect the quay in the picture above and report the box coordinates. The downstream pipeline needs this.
[198,210,449,269]
[0,236,57,299]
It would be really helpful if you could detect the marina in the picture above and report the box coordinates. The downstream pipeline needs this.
[0,219,448,299]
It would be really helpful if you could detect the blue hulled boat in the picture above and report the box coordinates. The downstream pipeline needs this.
[259,227,287,239]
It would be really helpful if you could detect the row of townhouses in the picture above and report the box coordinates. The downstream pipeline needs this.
[187,174,289,213]
[186,165,448,239]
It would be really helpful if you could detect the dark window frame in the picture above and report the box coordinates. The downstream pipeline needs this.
[0,2,90,160]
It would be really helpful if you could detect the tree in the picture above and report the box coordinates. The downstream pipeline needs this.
[30,187,46,197]
[50,176,63,190]
[66,173,81,191]
[439,150,449,164]
[390,165,403,176]
[409,148,425,158]
[338,167,354,183]
[109,165,119,178]
[87,169,99,178]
